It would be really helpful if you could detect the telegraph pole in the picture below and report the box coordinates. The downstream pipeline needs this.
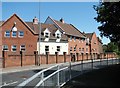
[38,1,41,66]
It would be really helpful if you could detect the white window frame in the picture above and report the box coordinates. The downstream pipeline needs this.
[56,33,61,39]
[18,31,24,38]
[2,45,9,51]
[45,46,49,52]
[12,31,17,37]
[45,32,49,38]
[20,45,26,51]
[5,31,10,37]
[11,45,17,52]
[57,46,60,52]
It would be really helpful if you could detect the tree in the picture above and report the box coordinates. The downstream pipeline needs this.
[103,42,118,52]
[94,2,120,51]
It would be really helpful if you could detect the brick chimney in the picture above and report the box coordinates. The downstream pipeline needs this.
[33,16,38,24]
[82,31,86,36]
[60,18,64,23]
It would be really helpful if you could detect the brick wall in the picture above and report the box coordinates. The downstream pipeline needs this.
[2,51,116,68]
[68,37,86,54]
[2,14,38,55]
[91,33,99,54]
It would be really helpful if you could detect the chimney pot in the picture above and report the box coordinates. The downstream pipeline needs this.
[60,18,64,23]
[33,16,38,24]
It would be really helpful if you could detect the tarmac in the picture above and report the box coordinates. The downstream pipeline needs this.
[62,64,120,88]
[1,63,59,74]
[0,59,92,74]
[0,58,117,74]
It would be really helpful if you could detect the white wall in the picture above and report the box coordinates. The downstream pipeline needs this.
[37,42,68,55]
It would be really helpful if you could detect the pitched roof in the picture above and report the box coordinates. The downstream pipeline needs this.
[85,33,94,41]
[26,22,68,40]
[46,16,85,38]
[26,22,55,33]
[0,21,4,26]
[0,14,37,35]
[97,37,103,44]
[40,24,68,40]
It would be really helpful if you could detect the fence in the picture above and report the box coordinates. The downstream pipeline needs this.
[16,57,120,88]
[2,50,116,68]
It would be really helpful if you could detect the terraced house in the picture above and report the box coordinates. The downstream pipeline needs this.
[0,14,103,67]
[0,14,38,55]
[44,17,87,59]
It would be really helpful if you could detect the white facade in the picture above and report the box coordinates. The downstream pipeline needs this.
[37,42,68,55]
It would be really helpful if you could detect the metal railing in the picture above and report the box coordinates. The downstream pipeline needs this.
[16,57,120,88]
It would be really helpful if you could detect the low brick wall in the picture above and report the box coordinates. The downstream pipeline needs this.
[2,51,117,68]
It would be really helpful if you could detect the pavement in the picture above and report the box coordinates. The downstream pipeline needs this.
[0,59,94,74]
[0,58,119,87]
[1,63,59,74]
[0,58,117,74]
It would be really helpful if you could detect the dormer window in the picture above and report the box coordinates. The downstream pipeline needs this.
[45,32,49,38]
[55,30,61,39]
[44,28,50,39]
[56,34,61,39]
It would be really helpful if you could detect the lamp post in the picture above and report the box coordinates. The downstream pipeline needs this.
[38,1,41,66]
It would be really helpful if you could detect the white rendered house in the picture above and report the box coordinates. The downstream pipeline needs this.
[37,24,68,55]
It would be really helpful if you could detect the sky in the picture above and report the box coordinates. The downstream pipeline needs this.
[1,2,110,44]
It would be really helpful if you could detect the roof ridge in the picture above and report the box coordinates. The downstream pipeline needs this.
[70,24,85,38]
[47,16,65,32]
[1,13,37,35]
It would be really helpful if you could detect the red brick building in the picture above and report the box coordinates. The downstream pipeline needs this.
[85,32,103,54]
[0,14,38,54]
[0,14,103,56]
[44,17,87,56]
[0,14,104,67]
[97,37,103,54]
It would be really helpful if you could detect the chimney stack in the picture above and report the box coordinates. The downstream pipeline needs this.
[60,18,64,23]
[33,16,38,24]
